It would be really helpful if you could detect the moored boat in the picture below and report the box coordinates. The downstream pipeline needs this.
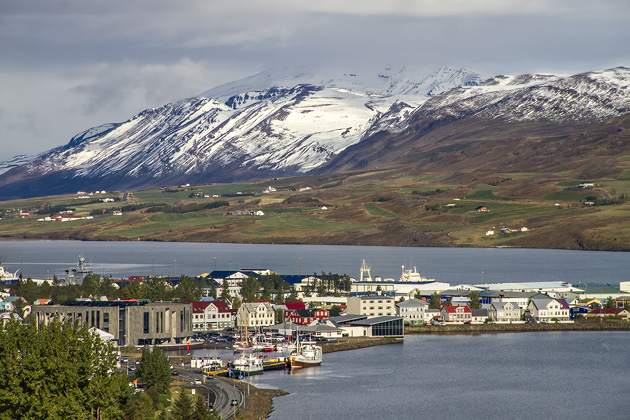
[289,340,322,369]
[231,352,264,376]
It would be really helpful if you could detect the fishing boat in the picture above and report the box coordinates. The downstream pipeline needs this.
[231,352,264,376]
[289,340,323,369]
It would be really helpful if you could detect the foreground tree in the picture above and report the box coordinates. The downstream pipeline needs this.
[172,390,193,420]
[0,320,129,419]
[135,346,172,394]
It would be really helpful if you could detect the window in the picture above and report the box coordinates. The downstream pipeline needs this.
[143,312,150,334]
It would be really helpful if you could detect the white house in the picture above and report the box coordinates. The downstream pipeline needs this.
[488,301,522,323]
[347,296,395,318]
[191,300,233,331]
[423,309,441,324]
[527,293,571,323]
[236,302,275,328]
[395,298,428,325]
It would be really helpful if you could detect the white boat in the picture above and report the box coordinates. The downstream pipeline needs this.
[231,352,264,376]
[289,340,322,369]
[0,263,20,284]
[399,264,434,282]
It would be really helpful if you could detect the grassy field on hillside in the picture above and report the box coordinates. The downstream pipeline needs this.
[1,169,629,250]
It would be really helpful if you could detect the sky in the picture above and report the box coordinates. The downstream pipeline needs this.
[1,0,629,160]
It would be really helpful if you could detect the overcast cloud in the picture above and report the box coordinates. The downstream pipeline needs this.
[1,0,628,160]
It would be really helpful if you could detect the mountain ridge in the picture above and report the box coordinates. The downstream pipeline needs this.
[1,66,629,200]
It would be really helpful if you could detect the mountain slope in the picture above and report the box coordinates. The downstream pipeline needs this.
[319,67,630,174]
[0,66,484,199]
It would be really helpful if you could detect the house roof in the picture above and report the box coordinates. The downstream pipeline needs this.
[328,314,368,326]
[284,301,306,311]
[348,316,403,326]
[589,308,625,315]
[471,309,488,317]
[490,301,519,310]
[396,298,429,308]
[442,305,472,313]
[191,301,212,313]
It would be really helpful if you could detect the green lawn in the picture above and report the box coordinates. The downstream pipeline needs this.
[242,214,365,236]
[363,203,398,219]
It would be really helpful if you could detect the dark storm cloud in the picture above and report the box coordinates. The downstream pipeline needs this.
[0,0,628,159]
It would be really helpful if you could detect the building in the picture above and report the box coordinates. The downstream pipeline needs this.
[470,308,489,323]
[286,308,335,325]
[191,300,233,331]
[32,301,193,346]
[424,309,441,324]
[332,316,404,337]
[395,298,428,325]
[236,302,275,329]
[440,305,472,323]
[347,296,395,317]
[527,293,571,323]
[488,301,522,323]
[584,308,630,320]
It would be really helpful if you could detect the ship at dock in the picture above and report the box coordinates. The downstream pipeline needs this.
[288,340,323,369]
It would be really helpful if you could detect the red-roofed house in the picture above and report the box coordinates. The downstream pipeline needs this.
[191,300,233,331]
[585,308,630,320]
[440,305,472,323]
[284,301,306,311]
[286,308,332,325]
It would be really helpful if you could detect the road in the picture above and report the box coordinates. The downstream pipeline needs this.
[177,366,244,419]
[123,357,244,418]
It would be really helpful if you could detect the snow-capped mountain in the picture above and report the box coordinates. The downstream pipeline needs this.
[404,67,630,129]
[1,66,629,199]
[0,66,484,197]
[319,67,630,173]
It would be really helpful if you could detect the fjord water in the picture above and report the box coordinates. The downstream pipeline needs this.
[248,333,630,420]
[1,240,629,285]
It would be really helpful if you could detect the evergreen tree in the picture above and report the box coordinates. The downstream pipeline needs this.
[287,286,300,302]
[468,291,482,309]
[172,391,194,420]
[241,276,261,302]
[124,391,154,420]
[429,292,442,309]
[192,394,209,420]
[136,346,172,394]
[220,279,231,301]
[173,275,202,302]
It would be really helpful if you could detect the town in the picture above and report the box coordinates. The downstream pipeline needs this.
[2,257,630,348]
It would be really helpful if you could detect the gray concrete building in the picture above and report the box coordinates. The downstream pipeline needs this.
[33,301,193,346]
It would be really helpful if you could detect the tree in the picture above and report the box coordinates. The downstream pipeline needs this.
[124,391,154,420]
[173,275,202,302]
[192,394,209,420]
[0,320,129,419]
[232,295,242,310]
[135,346,172,394]
[604,296,615,309]
[287,286,299,302]
[172,391,193,420]
[429,292,442,309]
[468,291,482,309]
[220,278,231,301]
[241,276,261,302]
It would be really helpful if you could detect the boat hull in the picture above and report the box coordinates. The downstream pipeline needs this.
[289,357,322,369]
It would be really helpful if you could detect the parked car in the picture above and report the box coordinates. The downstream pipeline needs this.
[172,370,179,376]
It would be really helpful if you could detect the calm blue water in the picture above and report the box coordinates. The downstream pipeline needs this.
[0,240,628,285]
[246,333,630,420]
